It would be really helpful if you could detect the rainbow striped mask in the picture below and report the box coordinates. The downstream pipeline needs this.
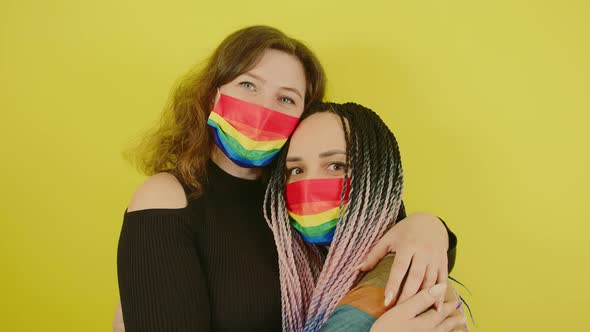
[285,178,351,245]
[207,94,300,168]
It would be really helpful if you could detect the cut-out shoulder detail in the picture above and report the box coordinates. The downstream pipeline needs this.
[127,172,188,212]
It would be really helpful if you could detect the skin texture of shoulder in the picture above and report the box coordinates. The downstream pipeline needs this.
[127,172,188,212]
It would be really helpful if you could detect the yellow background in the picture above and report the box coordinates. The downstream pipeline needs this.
[1,0,588,330]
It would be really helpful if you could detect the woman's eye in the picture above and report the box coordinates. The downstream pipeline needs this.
[328,163,345,172]
[280,96,295,105]
[239,82,256,91]
[288,167,303,176]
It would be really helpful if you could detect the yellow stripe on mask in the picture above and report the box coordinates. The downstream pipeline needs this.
[288,205,347,227]
[209,112,287,151]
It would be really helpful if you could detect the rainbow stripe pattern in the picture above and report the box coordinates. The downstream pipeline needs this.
[207,94,300,167]
[285,178,351,245]
[320,255,394,331]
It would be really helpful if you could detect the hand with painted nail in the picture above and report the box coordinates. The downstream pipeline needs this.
[370,284,466,332]
[359,212,450,310]
[442,282,469,332]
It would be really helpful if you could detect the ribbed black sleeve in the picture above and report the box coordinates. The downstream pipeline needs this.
[438,217,458,273]
[117,161,282,331]
[117,208,211,331]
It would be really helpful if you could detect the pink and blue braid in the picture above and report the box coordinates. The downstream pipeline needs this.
[263,102,404,331]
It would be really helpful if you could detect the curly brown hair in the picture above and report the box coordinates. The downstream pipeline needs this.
[124,26,327,198]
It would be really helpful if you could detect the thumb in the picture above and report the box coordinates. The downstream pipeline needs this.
[397,283,447,318]
[358,240,390,271]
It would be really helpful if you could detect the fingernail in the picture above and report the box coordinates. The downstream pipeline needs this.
[456,301,462,309]
[384,291,393,307]
[356,261,366,270]
[429,283,446,297]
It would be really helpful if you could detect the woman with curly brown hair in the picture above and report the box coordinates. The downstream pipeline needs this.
[115,25,458,331]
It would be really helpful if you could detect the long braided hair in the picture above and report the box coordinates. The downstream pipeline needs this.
[263,102,405,331]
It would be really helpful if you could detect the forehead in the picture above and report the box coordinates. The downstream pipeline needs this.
[247,48,306,92]
[288,112,346,156]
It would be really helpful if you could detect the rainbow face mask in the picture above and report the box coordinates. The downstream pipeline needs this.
[285,178,351,245]
[207,93,300,167]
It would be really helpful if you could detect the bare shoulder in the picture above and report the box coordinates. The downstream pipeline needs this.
[127,172,188,212]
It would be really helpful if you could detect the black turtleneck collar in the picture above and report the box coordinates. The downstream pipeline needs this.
[205,160,266,201]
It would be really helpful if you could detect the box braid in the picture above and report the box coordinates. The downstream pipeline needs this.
[263,102,404,331]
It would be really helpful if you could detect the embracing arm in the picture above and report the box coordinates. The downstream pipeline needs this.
[395,202,457,272]
[321,255,466,332]
[357,199,459,309]
[116,173,211,332]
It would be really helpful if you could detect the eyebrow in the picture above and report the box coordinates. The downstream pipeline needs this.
[281,86,304,100]
[319,150,346,158]
[287,150,346,162]
[243,72,266,83]
[243,72,304,100]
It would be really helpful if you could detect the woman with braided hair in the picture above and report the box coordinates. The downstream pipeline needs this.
[264,102,467,332]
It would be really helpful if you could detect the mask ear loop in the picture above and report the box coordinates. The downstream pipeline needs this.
[213,88,221,107]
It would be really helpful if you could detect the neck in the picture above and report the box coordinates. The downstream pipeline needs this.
[211,147,263,180]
